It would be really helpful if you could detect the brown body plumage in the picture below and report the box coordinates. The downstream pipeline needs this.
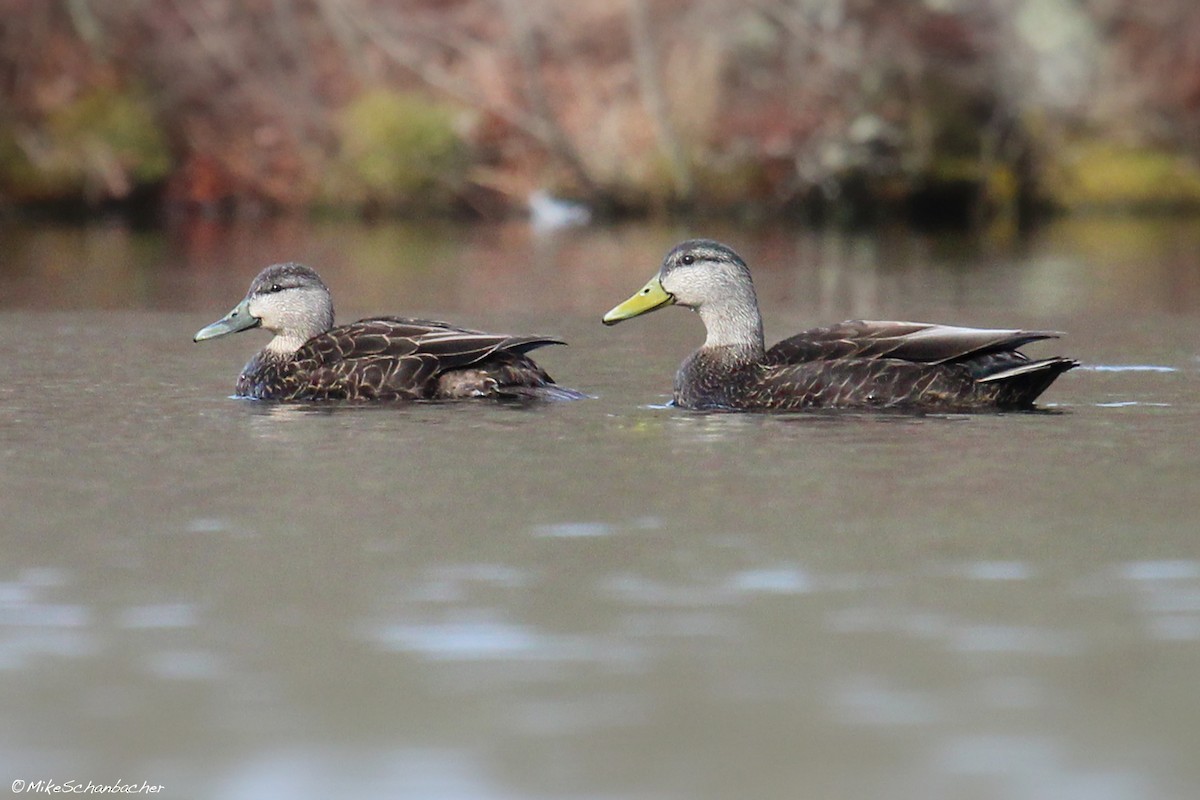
[604,240,1077,411]
[671,320,1076,410]
[195,263,580,402]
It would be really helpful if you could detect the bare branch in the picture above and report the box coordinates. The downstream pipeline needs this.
[326,0,601,199]
[628,0,693,202]
[497,0,601,198]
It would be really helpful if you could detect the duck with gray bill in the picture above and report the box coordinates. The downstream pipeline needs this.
[602,239,1077,411]
[195,263,582,401]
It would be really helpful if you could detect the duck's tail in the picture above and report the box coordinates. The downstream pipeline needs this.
[498,384,590,402]
[978,357,1079,407]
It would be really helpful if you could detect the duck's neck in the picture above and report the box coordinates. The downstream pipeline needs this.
[264,333,311,356]
[262,307,334,356]
[261,296,334,356]
[696,290,765,357]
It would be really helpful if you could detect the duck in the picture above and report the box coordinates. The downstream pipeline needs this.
[602,239,1077,411]
[194,262,581,401]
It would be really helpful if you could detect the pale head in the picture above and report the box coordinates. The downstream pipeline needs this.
[194,263,335,353]
[603,239,764,351]
[659,240,755,307]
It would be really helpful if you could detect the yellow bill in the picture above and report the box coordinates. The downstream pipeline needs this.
[602,276,675,325]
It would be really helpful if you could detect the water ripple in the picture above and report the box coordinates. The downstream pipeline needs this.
[951,625,1085,656]
[726,566,814,594]
[934,734,1152,799]
[364,619,635,665]
[959,561,1033,581]
[530,517,663,538]
[145,649,226,680]
[368,620,543,660]
[1147,615,1200,641]
[0,603,90,628]
[1081,364,1178,373]
[832,674,943,726]
[531,522,613,538]
[1119,560,1200,581]
[117,603,200,630]
[1094,401,1172,408]
[185,517,233,533]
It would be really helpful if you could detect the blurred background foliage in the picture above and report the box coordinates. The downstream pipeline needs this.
[1,0,1200,225]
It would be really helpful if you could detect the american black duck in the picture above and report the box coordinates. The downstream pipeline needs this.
[602,239,1077,411]
[195,263,580,401]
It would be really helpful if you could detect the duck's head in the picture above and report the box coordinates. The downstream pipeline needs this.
[602,240,762,348]
[194,263,335,353]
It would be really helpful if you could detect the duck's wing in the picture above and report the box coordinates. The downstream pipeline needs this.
[764,320,1063,366]
[366,316,488,337]
[295,318,564,398]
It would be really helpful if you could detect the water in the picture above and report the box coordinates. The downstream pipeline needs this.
[2,218,1200,799]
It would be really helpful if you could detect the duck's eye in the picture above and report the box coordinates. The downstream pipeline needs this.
[681,254,695,265]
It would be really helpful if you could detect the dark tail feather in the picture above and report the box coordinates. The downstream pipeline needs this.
[503,337,567,356]
[497,384,590,402]
[979,357,1078,407]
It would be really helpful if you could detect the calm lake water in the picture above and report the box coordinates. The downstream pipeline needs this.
[2,217,1199,799]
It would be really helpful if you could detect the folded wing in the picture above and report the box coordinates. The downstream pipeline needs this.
[293,317,564,399]
[765,320,1062,366]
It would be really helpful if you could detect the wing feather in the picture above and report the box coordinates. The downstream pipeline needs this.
[765,320,1062,366]
[291,318,564,398]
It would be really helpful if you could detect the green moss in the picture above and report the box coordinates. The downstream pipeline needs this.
[926,156,1019,208]
[1048,140,1200,212]
[327,89,468,211]
[0,85,170,201]
[57,87,171,182]
[0,132,43,194]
